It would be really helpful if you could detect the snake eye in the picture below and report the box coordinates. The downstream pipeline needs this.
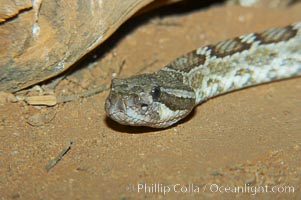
[151,86,161,101]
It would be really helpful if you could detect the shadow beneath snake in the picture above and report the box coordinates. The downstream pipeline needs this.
[105,108,197,134]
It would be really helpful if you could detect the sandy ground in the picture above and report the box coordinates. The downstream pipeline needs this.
[1,1,301,199]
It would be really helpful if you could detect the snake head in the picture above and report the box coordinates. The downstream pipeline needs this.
[105,73,196,128]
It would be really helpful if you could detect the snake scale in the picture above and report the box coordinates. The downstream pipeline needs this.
[105,22,301,128]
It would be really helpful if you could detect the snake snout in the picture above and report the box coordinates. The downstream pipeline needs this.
[105,93,127,115]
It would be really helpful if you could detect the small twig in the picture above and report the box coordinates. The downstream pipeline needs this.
[45,140,73,172]
[44,75,66,91]
[56,84,108,103]
[116,60,126,77]
[54,60,125,103]
[136,59,158,74]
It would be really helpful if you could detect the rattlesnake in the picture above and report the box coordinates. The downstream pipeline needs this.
[105,22,301,128]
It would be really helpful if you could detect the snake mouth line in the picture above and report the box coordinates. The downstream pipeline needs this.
[107,110,181,128]
[107,111,149,125]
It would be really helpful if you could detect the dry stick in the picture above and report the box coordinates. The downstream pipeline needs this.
[45,140,73,172]
[45,75,66,91]
[56,59,157,103]
[56,60,125,103]
[56,84,108,103]
[117,60,126,76]
[135,59,158,74]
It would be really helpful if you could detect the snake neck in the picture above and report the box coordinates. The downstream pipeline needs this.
[105,22,301,128]
[160,22,301,105]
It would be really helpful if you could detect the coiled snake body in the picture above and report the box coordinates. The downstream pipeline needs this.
[105,22,301,128]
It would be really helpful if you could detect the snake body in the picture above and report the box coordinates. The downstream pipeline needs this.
[105,22,301,128]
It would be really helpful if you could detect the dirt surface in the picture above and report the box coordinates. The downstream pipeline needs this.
[1,1,301,199]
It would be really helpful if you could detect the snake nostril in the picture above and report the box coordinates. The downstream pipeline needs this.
[141,104,148,111]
